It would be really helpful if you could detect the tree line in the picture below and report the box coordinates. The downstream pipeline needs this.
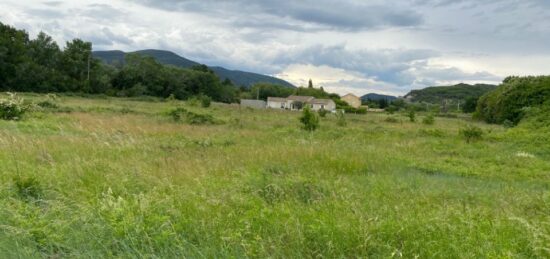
[475,75,550,125]
[0,22,239,102]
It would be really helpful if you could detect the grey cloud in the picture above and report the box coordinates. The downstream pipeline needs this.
[270,44,500,89]
[131,0,423,31]
[274,45,438,86]
[77,4,128,22]
[26,8,66,18]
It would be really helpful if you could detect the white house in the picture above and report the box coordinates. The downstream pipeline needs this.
[267,95,336,112]
[311,99,336,111]
[267,97,287,109]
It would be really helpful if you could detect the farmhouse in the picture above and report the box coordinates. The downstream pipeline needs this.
[267,95,336,112]
[341,93,361,108]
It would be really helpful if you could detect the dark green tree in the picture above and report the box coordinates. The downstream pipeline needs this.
[0,22,29,90]
[462,97,478,113]
[19,32,63,92]
[300,106,319,131]
[59,39,94,92]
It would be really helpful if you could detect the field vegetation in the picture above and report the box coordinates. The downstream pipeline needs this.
[0,93,548,257]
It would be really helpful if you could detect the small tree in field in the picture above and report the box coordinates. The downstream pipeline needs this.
[460,125,484,143]
[408,110,416,122]
[300,106,319,131]
[423,114,435,125]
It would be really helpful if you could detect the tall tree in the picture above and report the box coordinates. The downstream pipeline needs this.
[60,39,93,92]
[0,22,29,90]
[19,32,63,92]
[308,79,313,88]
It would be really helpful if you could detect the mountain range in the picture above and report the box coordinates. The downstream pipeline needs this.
[360,93,398,101]
[92,49,295,88]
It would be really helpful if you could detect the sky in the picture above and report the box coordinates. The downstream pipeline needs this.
[1,0,549,96]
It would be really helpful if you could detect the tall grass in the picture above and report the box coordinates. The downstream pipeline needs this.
[0,93,548,257]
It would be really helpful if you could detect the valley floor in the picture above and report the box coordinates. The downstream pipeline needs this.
[0,94,549,258]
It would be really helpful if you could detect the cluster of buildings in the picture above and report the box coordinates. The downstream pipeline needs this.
[240,94,362,112]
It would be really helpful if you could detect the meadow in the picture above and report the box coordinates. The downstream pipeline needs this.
[0,94,549,258]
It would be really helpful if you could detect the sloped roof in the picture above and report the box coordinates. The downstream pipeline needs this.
[267,97,287,102]
[287,95,315,102]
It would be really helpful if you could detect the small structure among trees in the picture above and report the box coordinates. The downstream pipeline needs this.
[267,95,336,112]
[341,94,362,108]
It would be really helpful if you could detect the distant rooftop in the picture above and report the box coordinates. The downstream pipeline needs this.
[287,95,315,102]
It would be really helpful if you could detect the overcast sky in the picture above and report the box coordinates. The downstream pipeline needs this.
[1,0,549,96]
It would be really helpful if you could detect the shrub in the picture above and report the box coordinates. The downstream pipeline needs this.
[167,107,219,125]
[0,93,30,120]
[385,105,398,114]
[14,176,43,201]
[186,112,217,125]
[356,107,367,114]
[200,95,212,108]
[187,95,212,108]
[460,125,484,143]
[408,110,416,122]
[168,107,187,122]
[422,115,435,125]
[318,108,328,118]
[300,106,319,131]
[336,110,346,126]
[476,76,550,124]
[186,96,201,106]
[343,106,367,114]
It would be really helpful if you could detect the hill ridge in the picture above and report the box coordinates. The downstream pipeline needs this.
[404,83,497,103]
[93,49,295,88]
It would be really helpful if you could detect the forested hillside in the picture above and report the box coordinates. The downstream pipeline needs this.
[93,50,295,88]
[361,93,397,101]
[405,83,497,103]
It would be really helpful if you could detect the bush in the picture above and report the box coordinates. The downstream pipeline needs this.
[385,105,399,114]
[0,93,30,120]
[14,176,43,201]
[343,106,367,114]
[336,110,346,126]
[200,95,212,108]
[356,107,367,114]
[300,106,319,131]
[318,108,328,118]
[422,115,435,125]
[476,76,550,124]
[408,110,416,122]
[460,125,484,143]
[167,107,219,125]
[187,95,212,108]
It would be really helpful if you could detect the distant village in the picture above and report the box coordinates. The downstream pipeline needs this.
[240,93,372,112]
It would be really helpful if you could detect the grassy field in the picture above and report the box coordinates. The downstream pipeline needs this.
[0,94,549,258]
